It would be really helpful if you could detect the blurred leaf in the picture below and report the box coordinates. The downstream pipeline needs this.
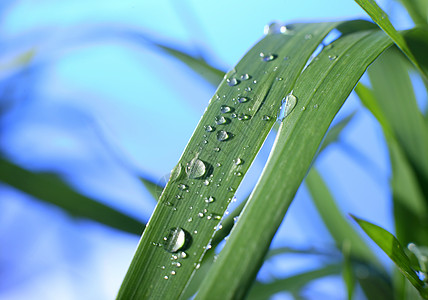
[139,176,163,201]
[342,241,355,300]
[0,158,145,235]
[396,0,428,26]
[318,111,357,154]
[351,215,428,298]
[305,168,380,266]
[246,264,342,300]
[196,25,393,300]
[355,0,428,78]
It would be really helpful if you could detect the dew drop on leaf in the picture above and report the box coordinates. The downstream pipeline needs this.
[164,227,189,253]
[260,52,277,62]
[215,116,228,125]
[204,196,215,203]
[238,97,249,103]
[217,130,230,141]
[204,125,215,132]
[234,157,243,165]
[278,92,298,121]
[227,78,239,86]
[240,73,250,80]
[178,184,188,191]
[220,105,233,113]
[186,157,207,179]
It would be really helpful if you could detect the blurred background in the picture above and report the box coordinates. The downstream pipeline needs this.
[0,0,420,299]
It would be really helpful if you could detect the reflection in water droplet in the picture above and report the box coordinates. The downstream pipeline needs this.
[164,227,188,253]
[328,55,337,61]
[186,158,207,179]
[217,130,230,141]
[227,78,239,86]
[238,113,251,121]
[238,97,249,103]
[278,92,298,121]
[204,196,215,203]
[220,105,233,113]
[215,116,228,125]
[205,125,215,132]
[260,52,277,62]
[241,73,250,80]
[234,158,243,165]
[178,184,188,190]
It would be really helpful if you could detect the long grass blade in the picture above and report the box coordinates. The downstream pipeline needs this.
[195,26,393,300]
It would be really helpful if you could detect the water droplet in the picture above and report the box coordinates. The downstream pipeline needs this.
[216,163,222,167]
[278,92,298,121]
[180,252,187,259]
[238,97,249,103]
[198,212,205,218]
[220,105,233,113]
[164,276,169,280]
[171,271,176,275]
[227,78,239,86]
[328,55,337,61]
[217,130,230,141]
[178,184,188,191]
[244,87,252,92]
[209,213,222,220]
[305,33,313,40]
[203,179,210,186]
[234,158,243,165]
[176,262,181,267]
[215,115,228,125]
[253,80,257,84]
[205,125,215,132]
[276,77,283,81]
[314,104,319,109]
[188,217,193,222]
[170,163,185,182]
[204,196,215,203]
[228,187,235,192]
[260,52,277,62]
[195,263,201,270]
[262,115,271,121]
[213,147,221,152]
[234,172,243,177]
[186,157,207,179]
[241,73,250,80]
[264,22,291,35]
[238,113,251,121]
[164,227,189,253]
[301,106,306,111]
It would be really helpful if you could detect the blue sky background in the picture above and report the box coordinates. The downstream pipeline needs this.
[0,0,419,299]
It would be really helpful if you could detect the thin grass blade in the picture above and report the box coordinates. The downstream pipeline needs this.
[0,158,145,235]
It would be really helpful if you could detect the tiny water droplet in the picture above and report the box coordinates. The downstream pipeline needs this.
[164,276,169,280]
[195,263,201,270]
[215,115,228,125]
[278,92,298,121]
[204,125,215,132]
[188,217,193,222]
[241,73,250,80]
[171,271,176,275]
[234,157,243,165]
[227,78,239,86]
[178,184,188,191]
[301,106,306,111]
[238,97,249,103]
[186,157,207,179]
[220,105,233,113]
[328,55,337,61]
[238,113,251,121]
[198,212,205,218]
[204,196,215,203]
[234,172,243,177]
[228,187,235,192]
[164,227,189,253]
[314,104,319,109]
[216,163,222,167]
[180,252,187,259]
[245,87,252,92]
[213,147,221,152]
[262,115,271,121]
[253,80,257,84]
[203,179,210,186]
[276,77,283,81]
[217,130,230,141]
[260,52,277,62]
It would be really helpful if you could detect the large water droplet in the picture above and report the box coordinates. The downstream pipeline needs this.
[186,157,207,179]
[217,130,230,141]
[227,78,239,86]
[260,52,277,62]
[278,92,298,121]
[215,116,228,125]
[220,105,233,113]
[164,227,189,253]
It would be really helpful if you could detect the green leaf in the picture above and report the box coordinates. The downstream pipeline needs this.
[354,0,428,79]
[246,264,342,300]
[318,111,357,154]
[196,26,393,300]
[342,241,355,300]
[351,215,428,299]
[139,176,163,201]
[305,168,380,266]
[396,0,428,26]
[0,158,145,235]
[118,21,357,299]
